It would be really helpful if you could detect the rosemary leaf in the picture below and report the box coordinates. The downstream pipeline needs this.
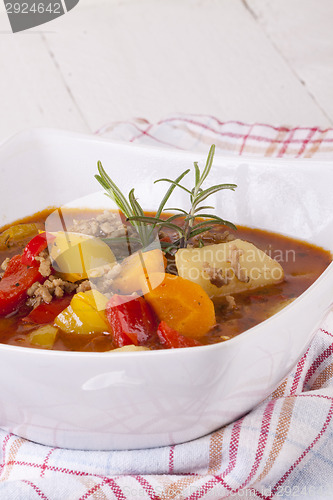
[190,220,225,231]
[155,169,190,219]
[127,215,166,225]
[164,208,188,215]
[193,183,237,207]
[194,205,214,213]
[128,189,150,245]
[128,189,144,217]
[94,174,109,191]
[96,162,133,217]
[128,216,184,237]
[193,219,237,232]
[194,162,200,187]
[154,178,192,195]
[189,227,214,238]
[164,214,184,223]
[192,214,235,224]
[197,144,215,189]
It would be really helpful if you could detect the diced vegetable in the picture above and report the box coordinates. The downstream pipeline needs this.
[0,255,42,316]
[50,232,116,283]
[22,232,55,266]
[141,273,216,339]
[0,224,39,250]
[112,249,167,294]
[157,321,202,348]
[54,290,109,335]
[106,294,157,347]
[27,325,58,349]
[175,239,284,298]
[22,295,73,324]
[78,289,109,311]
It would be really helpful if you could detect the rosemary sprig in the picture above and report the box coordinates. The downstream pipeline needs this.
[95,163,191,248]
[95,145,237,252]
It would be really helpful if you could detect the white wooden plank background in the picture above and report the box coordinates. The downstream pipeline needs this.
[0,0,332,143]
[246,0,333,124]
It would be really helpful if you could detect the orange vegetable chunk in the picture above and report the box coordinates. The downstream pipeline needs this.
[142,273,216,339]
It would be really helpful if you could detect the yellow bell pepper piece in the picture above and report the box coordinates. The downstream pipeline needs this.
[50,232,116,283]
[112,249,167,294]
[54,290,109,335]
[28,325,58,349]
[0,224,38,250]
[75,289,109,312]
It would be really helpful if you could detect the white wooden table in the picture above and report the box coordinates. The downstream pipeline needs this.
[0,0,332,142]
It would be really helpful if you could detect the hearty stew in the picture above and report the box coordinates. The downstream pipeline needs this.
[0,147,331,352]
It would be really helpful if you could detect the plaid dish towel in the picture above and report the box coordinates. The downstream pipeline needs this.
[1,115,333,500]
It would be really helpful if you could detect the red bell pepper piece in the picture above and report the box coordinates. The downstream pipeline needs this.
[22,295,73,324]
[0,255,43,316]
[22,232,55,266]
[106,294,157,348]
[157,321,202,349]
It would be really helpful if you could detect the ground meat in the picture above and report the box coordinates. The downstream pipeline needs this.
[36,285,52,304]
[26,275,77,309]
[203,262,230,287]
[228,245,249,283]
[76,280,92,293]
[0,257,11,280]
[192,229,235,247]
[70,210,135,239]
[0,257,10,272]
[99,221,115,235]
[34,250,52,278]
[89,263,121,294]
[27,282,40,296]
[54,286,64,298]
[225,295,237,309]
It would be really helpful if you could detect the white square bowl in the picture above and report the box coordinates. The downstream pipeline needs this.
[0,129,332,450]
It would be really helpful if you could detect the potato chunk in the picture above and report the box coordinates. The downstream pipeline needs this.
[175,239,284,298]
[112,249,167,294]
